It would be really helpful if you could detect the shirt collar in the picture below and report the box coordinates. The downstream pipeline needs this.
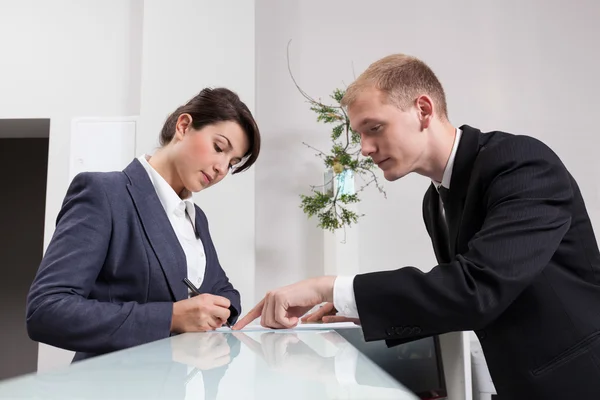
[433,127,462,190]
[138,154,196,228]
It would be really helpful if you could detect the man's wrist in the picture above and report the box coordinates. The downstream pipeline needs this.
[317,276,337,303]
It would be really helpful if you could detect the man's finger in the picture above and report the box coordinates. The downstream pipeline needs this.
[261,294,272,328]
[322,316,361,325]
[262,294,286,329]
[302,303,334,322]
[302,309,324,323]
[274,295,298,329]
[232,299,265,330]
[302,303,335,322]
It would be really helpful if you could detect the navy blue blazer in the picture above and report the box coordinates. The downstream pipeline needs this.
[26,159,241,362]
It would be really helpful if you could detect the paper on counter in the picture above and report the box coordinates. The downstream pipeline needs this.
[216,321,360,333]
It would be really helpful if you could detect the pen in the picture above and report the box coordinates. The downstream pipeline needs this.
[182,277,231,328]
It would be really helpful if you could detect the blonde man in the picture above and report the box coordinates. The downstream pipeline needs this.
[236,54,600,399]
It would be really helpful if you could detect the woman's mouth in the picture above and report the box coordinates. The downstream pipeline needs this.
[201,172,212,184]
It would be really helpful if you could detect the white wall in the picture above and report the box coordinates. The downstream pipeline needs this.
[138,0,256,315]
[255,0,600,284]
[0,0,143,371]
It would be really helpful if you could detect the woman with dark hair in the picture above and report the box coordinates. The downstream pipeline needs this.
[26,88,260,362]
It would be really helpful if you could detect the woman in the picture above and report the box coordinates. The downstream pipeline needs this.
[26,88,260,362]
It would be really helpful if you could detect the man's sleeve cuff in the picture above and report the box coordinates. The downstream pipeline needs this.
[333,275,359,318]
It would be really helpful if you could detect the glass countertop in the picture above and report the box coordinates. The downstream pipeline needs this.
[0,327,419,399]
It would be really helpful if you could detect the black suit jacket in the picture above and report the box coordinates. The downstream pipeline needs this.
[353,125,600,399]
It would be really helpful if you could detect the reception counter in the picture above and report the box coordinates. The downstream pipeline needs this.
[0,326,428,399]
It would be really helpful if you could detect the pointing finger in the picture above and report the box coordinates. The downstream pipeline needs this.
[232,299,265,330]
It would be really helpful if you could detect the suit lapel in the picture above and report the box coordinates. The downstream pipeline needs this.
[124,159,187,302]
[444,125,482,255]
[423,184,452,263]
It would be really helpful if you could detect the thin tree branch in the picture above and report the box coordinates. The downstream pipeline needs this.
[302,141,327,157]
[287,40,342,110]
[357,168,387,198]
[343,116,351,152]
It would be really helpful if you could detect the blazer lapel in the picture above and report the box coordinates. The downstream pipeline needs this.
[444,125,482,255]
[124,159,188,302]
[423,184,452,263]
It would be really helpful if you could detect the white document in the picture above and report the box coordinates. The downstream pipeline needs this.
[217,322,360,333]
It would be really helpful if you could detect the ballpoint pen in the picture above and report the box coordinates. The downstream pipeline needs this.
[183,277,231,328]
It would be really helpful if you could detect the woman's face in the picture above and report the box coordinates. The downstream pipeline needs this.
[172,115,249,193]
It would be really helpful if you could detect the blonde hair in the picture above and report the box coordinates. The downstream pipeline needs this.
[341,54,448,119]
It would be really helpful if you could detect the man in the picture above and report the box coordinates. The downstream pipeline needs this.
[234,54,600,399]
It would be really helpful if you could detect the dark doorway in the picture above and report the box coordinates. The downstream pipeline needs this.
[0,119,50,381]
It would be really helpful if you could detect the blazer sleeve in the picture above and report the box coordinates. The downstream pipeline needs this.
[26,172,173,354]
[354,136,573,343]
[196,208,242,323]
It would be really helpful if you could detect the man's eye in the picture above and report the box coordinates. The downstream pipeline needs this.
[214,144,223,153]
[371,125,381,132]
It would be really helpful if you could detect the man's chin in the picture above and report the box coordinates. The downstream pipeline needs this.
[382,169,404,181]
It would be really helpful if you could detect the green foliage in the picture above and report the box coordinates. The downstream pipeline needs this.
[286,40,385,233]
[297,87,386,233]
[331,123,344,141]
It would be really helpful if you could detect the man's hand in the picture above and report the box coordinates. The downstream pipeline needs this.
[301,302,361,325]
[171,294,231,333]
[233,276,336,330]
[321,316,361,325]
[301,302,337,322]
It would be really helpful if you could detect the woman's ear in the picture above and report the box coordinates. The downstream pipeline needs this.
[174,113,193,141]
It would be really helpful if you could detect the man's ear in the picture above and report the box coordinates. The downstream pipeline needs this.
[416,95,434,130]
[174,113,193,141]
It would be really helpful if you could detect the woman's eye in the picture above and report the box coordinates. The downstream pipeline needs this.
[214,144,223,153]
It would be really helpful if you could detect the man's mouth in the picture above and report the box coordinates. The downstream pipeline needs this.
[375,158,390,167]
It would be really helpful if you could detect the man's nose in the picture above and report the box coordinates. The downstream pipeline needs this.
[361,139,375,157]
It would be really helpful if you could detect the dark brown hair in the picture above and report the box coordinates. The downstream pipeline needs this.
[160,87,261,174]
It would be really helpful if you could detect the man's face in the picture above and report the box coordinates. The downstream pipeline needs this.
[348,86,427,181]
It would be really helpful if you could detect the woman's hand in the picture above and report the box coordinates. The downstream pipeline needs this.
[171,294,231,333]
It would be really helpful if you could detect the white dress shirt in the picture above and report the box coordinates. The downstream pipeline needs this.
[333,128,463,318]
[138,155,206,292]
